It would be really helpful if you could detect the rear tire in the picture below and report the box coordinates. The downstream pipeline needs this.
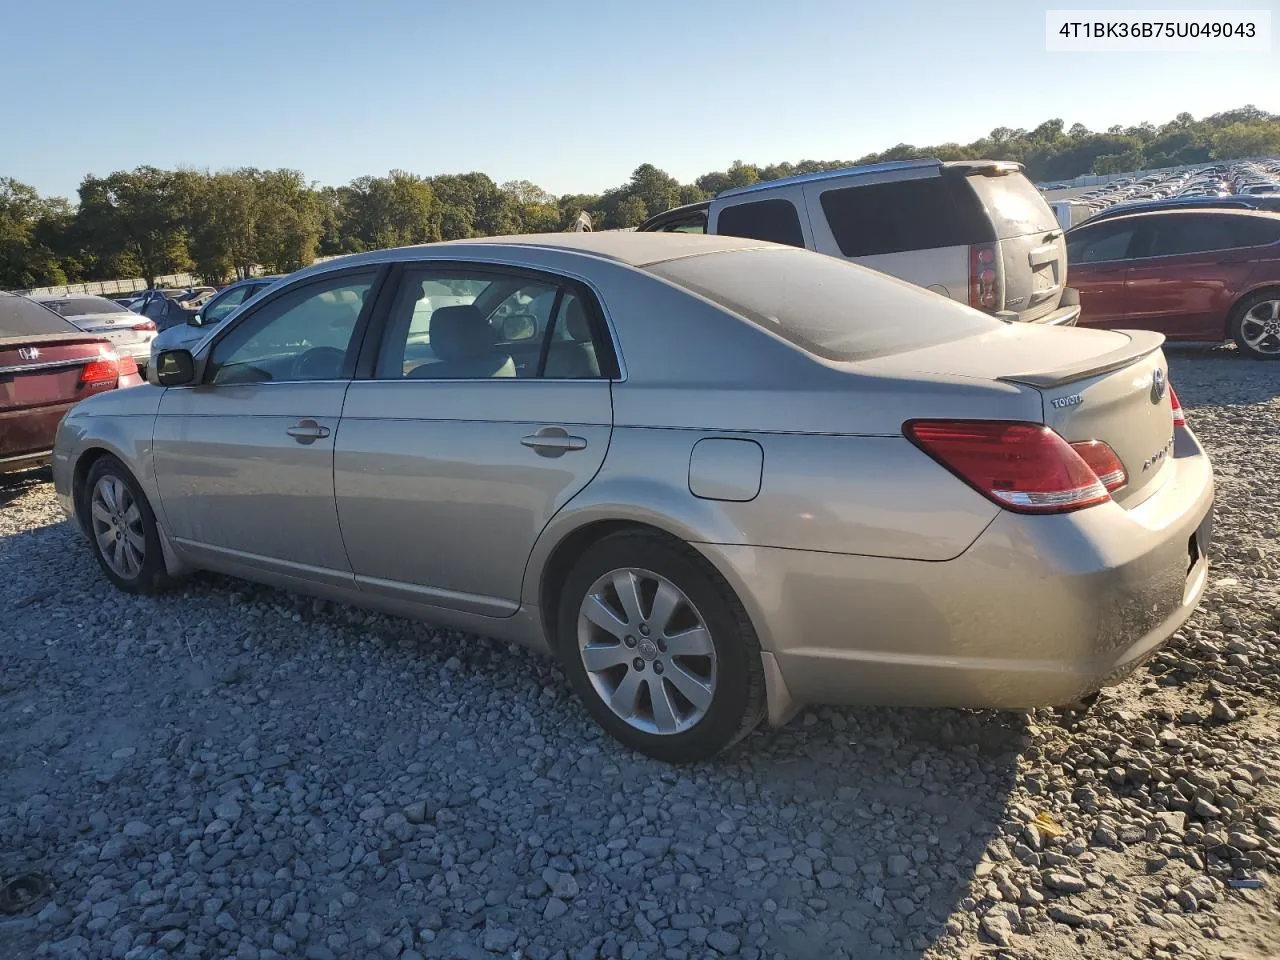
[1230,290,1280,360]
[556,530,766,763]
[83,455,170,594]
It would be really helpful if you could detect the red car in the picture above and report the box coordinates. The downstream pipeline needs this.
[1066,209,1280,359]
[1,292,143,475]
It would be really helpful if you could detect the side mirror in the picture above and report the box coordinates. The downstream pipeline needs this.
[501,313,537,341]
[188,313,203,327]
[155,349,196,386]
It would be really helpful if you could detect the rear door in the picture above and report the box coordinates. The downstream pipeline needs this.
[1065,220,1143,328]
[961,169,1066,323]
[334,262,616,616]
[1124,214,1266,339]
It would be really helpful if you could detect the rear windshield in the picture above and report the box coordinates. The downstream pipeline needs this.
[648,247,1000,362]
[965,171,1059,238]
[39,296,129,317]
[0,295,81,338]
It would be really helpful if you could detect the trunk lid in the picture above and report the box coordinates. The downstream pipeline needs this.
[958,166,1067,324]
[0,333,118,410]
[0,332,119,459]
[858,325,1175,507]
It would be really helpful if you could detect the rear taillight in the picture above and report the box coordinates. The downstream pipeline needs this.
[131,320,156,332]
[904,420,1111,514]
[969,243,998,311]
[80,347,120,385]
[1069,440,1127,492]
[1170,386,1186,428]
[118,354,139,377]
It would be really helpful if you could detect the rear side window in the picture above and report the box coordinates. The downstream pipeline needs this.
[965,171,1059,238]
[716,199,804,247]
[647,246,999,363]
[1227,216,1280,248]
[819,176,991,257]
[1146,216,1239,257]
[0,296,80,337]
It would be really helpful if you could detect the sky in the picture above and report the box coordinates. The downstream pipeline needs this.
[3,0,1278,201]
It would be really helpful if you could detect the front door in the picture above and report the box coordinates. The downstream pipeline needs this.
[152,269,380,586]
[334,263,615,615]
[1064,219,1141,328]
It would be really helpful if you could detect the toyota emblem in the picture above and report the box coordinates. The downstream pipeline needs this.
[1150,368,1166,405]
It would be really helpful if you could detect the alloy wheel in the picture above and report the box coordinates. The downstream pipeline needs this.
[1240,299,1280,356]
[576,567,717,736]
[90,474,146,579]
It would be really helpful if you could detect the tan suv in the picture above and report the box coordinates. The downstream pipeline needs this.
[638,159,1080,325]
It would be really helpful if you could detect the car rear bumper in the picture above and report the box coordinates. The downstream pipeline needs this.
[0,402,76,475]
[697,426,1214,721]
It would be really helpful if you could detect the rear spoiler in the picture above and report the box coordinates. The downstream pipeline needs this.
[996,329,1166,389]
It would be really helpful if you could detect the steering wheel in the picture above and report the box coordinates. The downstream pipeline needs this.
[292,346,346,380]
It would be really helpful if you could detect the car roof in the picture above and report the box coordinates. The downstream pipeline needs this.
[291,232,776,278]
[715,158,1022,199]
[1071,207,1280,230]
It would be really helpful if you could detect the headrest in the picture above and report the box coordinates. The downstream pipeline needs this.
[430,305,493,362]
[564,298,592,340]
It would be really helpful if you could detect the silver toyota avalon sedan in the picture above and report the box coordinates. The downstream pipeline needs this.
[52,232,1214,762]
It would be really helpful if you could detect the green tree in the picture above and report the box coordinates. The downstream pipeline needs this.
[77,166,192,285]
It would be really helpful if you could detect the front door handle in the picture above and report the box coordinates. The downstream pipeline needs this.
[521,426,588,457]
[286,419,331,444]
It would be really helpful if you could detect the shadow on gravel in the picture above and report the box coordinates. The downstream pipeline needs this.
[1165,343,1280,407]
[1,487,1020,960]
[0,466,53,508]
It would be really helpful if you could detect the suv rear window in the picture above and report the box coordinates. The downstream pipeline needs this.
[819,176,992,257]
[715,199,805,247]
[647,246,999,362]
[0,295,81,338]
[965,171,1059,238]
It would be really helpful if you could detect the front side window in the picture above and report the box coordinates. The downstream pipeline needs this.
[207,273,374,385]
[375,267,610,380]
[203,286,253,325]
[1066,224,1137,264]
[716,199,805,247]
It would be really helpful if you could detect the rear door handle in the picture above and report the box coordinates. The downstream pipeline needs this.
[286,419,331,444]
[521,426,587,457]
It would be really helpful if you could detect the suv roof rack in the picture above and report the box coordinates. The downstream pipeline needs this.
[716,158,944,199]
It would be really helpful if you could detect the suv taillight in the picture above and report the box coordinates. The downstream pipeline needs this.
[904,420,1112,514]
[969,243,998,311]
[1170,386,1186,428]
[80,347,120,385]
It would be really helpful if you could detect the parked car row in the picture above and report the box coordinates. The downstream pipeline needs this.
[1057,160,1280,216]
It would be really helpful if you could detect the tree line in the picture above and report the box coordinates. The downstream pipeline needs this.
[3,105,1277,290]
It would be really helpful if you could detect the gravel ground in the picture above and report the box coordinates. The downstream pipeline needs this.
[1,344,1277,960]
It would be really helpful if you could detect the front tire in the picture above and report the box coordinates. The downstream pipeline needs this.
[83,455,170,594]
[1230,291,1280,360]
[556,531,766,763]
